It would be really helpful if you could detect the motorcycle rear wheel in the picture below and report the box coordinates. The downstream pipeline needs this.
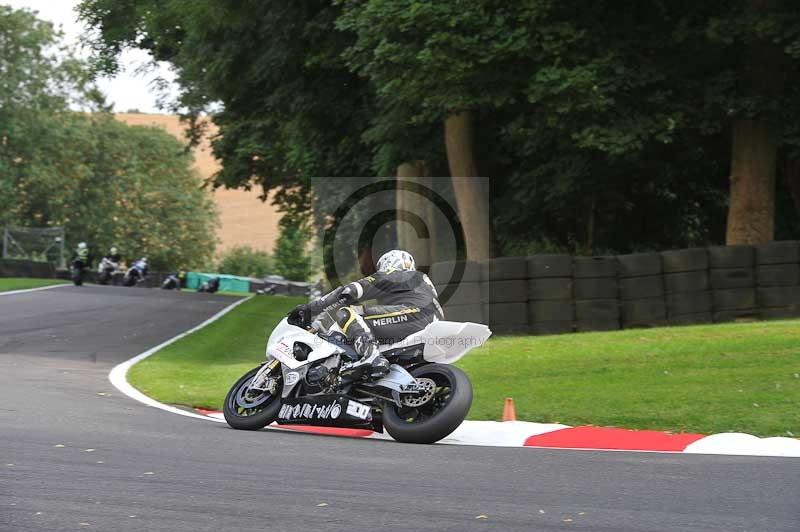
[223,364,282,430]
[382,363,472,444]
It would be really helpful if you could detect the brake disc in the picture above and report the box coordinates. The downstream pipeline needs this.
[401,378,436,408]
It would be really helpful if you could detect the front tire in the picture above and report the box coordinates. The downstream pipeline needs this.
[382,364,472,444]
[223,365,282,430]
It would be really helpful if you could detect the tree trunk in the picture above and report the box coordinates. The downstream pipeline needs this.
[726,0,784,245]
[444,111,491,260]
[396,162,437,268]
[725,120,777,245]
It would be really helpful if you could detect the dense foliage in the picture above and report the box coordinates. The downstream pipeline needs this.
[272,216,314,282]
[216,245,272,278]
[78,0,800,257]
[0,6,218,270]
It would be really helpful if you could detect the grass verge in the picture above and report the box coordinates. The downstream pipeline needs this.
[0,277,68,292]
[128,295,306,408]
[128,296,800,437]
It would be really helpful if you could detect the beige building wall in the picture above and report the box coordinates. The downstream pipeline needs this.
[115,113,281,255]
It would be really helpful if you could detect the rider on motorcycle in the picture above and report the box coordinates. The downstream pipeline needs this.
[105,246,122,264]
[135,257,149,276]
[71,242,91,269]
[289,250,444,380]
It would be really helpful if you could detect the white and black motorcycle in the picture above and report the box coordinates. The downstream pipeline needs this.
[97,257,120,285]
[223,312,491,444]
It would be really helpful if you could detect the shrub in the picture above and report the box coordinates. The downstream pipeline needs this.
[273,219,313,281]
[217,245,271,278]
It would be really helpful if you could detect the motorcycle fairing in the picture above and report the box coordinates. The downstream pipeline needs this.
[266,318,343,371]
[378,321,491,364]
[276,394,376,429]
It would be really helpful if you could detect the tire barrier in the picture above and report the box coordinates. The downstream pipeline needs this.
[573,256,617,278]
[756,241,799,265]
[618,252,665,328]
[662,247,711,326]
[526,254,574,334]
[428,260,482,285]
[708,245,754,269]
[572,256,620,331]
[755,241,800,319]
[660,248,708,273]
[475,258,530,332]
[527,254,572,278]
[427,240,800,335]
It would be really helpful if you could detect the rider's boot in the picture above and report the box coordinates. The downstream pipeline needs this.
[335,307,390,380]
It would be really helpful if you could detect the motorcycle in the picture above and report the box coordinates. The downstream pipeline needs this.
[223,311,491,444]
[70,260,87,286]
[97,258,120,285]
[161,270,187,290]
[122,259,148,287]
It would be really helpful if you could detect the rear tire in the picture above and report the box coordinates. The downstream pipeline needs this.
[223,365,282,430]
[382,364,472,444]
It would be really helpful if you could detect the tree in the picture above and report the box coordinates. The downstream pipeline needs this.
[337,0,536,258]
[4,112,218,270]
[0,7,218,270]
[273,217,313,282]
[78,0,375,195]
[217,245,271,278]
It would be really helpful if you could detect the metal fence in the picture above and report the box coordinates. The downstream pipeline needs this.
[2,226,65,268]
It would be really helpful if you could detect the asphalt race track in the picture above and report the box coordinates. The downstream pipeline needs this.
[1,286,798,532]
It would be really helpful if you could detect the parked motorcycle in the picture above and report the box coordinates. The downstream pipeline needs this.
[223,311,491,444]
[122,258,148,287]
[97,257,120,285]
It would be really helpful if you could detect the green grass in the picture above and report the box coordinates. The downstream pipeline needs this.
[461,322,800,437]
[0,277,68,292]
[128,295,306,408]
[128,296,800,437]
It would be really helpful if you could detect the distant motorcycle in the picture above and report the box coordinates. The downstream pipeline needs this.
[97,258,120,285]
[70,260,87,286]
[197,276,220,293]
[122,258,148,287]
[161,270,187,290]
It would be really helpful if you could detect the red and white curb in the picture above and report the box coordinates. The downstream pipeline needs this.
[108,296,800,458]
[194,409,800,457]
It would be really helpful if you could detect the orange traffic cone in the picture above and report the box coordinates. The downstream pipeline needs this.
[502,397,516,422]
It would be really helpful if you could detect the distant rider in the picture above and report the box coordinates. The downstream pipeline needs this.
[289,250,443,380]
[72,242,91,269]
[105,246,122,264]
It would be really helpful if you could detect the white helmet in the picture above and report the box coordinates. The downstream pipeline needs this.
[110,246,118,255]
[376,249,415,272]
[77,242,87,250]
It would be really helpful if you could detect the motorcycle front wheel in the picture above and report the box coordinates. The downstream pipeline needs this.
[223,364,282,430]
[382,363,472,444]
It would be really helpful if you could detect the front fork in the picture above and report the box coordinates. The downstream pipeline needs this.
[248,358,281,394]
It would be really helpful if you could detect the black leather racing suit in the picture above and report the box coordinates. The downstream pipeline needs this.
[304,270,444,355]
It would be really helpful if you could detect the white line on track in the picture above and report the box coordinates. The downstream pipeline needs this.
[0,283,70,296]
[108,295,253,423]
